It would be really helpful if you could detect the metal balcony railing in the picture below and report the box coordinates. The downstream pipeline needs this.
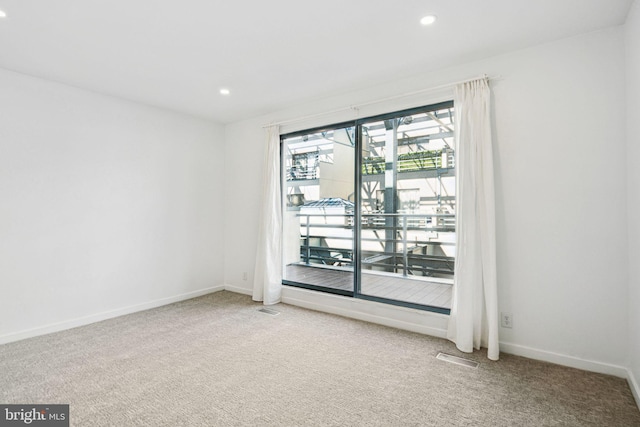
[297,212,455,278]
[286,166,318,181]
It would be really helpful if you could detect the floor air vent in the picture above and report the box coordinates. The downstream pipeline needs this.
[436,352,479,368]
[258,308,280,316]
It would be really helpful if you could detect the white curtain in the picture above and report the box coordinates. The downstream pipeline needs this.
[447,77,499,361]
[252,125,283,305]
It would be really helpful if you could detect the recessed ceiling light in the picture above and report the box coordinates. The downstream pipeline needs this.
[0,10,7,18]
[420,15,437,26]
[219,88,230,96]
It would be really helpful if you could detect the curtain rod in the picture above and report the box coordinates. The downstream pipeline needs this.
[262,74,498,129]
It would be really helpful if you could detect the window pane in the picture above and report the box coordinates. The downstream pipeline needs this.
[359,105,455,309]
[282,126,355,295]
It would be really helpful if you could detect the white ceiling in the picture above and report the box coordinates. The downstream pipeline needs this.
[0,0,633,123]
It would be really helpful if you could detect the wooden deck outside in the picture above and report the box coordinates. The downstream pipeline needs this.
[285,264,452,309]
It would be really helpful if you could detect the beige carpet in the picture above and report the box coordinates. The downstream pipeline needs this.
[1,291,639,426]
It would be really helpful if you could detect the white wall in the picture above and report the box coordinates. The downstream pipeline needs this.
[223,122,264,289]
[0,69,225,342]
[225,27,630,372]
[626,0,640,400]
[493,29,629,371]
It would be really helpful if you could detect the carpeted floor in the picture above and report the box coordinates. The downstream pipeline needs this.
[1,291,639,426]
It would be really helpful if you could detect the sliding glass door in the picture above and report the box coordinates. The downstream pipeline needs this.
[358,103,455,310]
[282,126,356,295]
[281,102,455,313]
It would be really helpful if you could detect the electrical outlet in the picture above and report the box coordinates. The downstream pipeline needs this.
[242,272,248,281]
[501,312,513,329]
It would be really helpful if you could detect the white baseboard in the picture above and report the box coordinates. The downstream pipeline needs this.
[628,368,640,410]
[222,284,448,337]
[224,283,253,296]
[0,285,225,345]
[279,285,449,338]
[499,341,629,378]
